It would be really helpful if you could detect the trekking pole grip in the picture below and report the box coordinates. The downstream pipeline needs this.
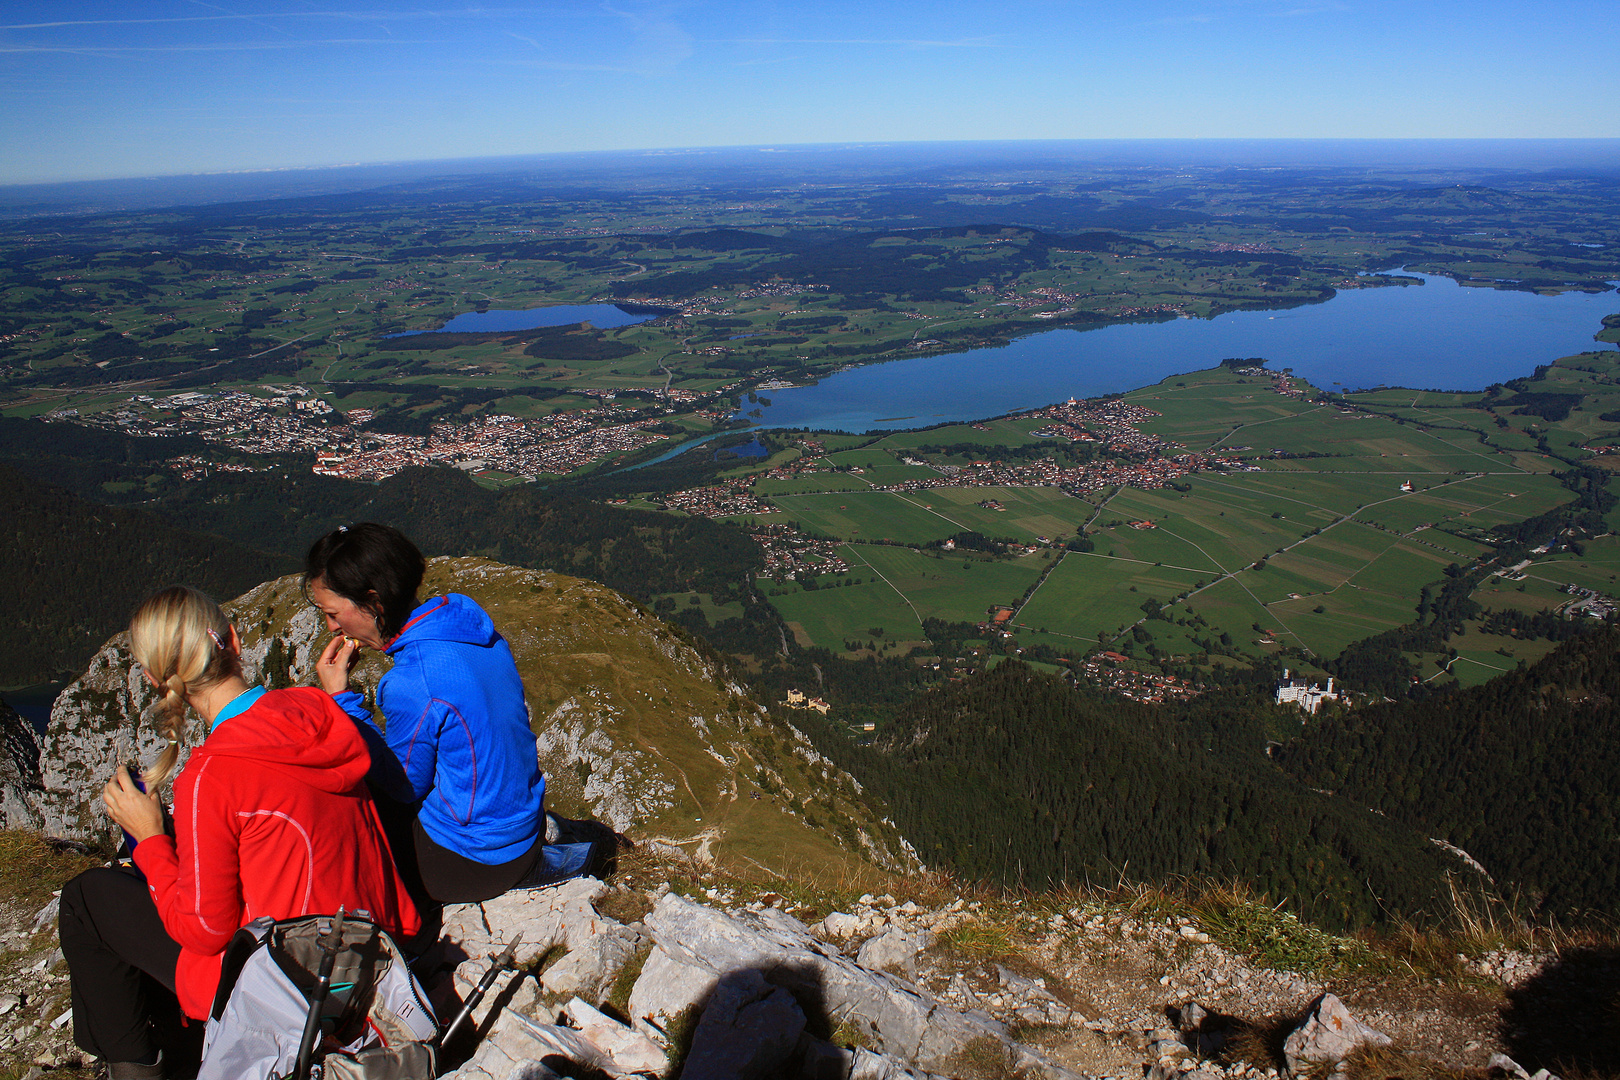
[295,908,347,1080]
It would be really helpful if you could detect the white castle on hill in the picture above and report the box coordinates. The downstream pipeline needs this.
[1276,669,1339,715]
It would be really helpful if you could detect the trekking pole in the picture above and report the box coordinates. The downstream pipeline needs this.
[439,933,523,1047]
[296,907,347,1080]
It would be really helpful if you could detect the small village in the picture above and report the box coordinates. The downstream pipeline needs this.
[56,387,679,482]
[653,396,1257,575]
[1072,651,1201,704]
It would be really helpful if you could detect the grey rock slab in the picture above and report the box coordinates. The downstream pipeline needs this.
[446,1007,648,1080]
[1489,1054,1531,1080]
[682,969,807,1080]
[441,876,613,964]
[856,928,934,977]
[1282,993,1391,1074]
[29,899,57,935]
[449,965,536,1034]
[794,1034,855,1080]
[632,895,1089,1079]
[625,942,719,1039]
[538,922,645,1001]
[993,963,1074,1025]
[559,998,668,1075]
[848,1046,944,1080]
[636,894,1003,1072]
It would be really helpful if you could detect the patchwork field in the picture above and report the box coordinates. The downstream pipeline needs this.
[768,543,1047,648]
[750,354,1616,683]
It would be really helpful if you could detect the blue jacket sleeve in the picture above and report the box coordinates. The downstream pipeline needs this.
[332,689,420,806]
[332,689,372,727]
[376,666,441,805]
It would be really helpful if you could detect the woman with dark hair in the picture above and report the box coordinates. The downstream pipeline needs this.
[305,523,550,904]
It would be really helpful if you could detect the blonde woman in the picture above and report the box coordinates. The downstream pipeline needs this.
[57,586,419,1080]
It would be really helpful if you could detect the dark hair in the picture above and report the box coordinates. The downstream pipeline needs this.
[303,523,425,641]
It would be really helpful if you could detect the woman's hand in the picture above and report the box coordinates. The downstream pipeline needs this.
[103,768,165,844]
[316,635,360,696]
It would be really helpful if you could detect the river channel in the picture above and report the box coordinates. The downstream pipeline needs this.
[741,273,1619,433]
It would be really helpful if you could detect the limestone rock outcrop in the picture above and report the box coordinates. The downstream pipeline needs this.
[0,698,39,831]
[434,883,1086,1080]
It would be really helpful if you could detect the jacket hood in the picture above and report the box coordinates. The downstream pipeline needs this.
[193,687,369,793]
[387,593,499,651]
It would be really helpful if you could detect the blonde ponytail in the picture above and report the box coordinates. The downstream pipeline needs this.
[128,586,238,788]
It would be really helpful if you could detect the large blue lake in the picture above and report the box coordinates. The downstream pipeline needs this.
[398,303,657,335]
[743,273,1619,432]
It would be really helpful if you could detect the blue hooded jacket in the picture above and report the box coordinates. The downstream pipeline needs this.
[334,593,546,865]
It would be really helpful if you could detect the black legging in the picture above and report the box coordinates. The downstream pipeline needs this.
[412,817,545,904]
[58,866,182,1064]
[368,789,544,906]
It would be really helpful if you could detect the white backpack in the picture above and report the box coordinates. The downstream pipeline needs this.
[198,913,438,1080]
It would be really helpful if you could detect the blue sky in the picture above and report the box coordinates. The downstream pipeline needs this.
[3,0,1617,184]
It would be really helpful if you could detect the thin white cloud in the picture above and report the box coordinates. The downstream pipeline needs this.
[0,39,429,54]
[0,9,566,30]
[600,2,693,74]
[733,54,805,66]
[713,37,1000,48]
[1145,0,1347,26]
[474,55,652,72]
[1268,1,1351,15]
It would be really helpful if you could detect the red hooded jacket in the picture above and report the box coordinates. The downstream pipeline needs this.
[132,687,421,1019]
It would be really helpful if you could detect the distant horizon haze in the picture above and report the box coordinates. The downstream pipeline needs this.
[2,0,1616,186]
[4,138,1620,217]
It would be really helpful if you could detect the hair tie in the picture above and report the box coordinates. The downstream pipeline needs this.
[167,738,179,746]
[206,628,225,650]
[337,524,349,533]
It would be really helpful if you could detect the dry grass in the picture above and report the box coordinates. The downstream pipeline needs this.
[937,920,1017,959]
[595,885,655,926]
[1217,1012,1300,1073]
[1340,1042,1481,1080]
[0,831,101,912]
[942,1034,1015,1080]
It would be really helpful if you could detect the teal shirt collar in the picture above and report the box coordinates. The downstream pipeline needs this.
[211,685,266,732]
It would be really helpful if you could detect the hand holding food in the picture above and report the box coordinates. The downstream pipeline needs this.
[316,633,360,695]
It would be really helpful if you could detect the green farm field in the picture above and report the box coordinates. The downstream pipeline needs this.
[770,580,923,649]
[770,543,1047,651]
[767,491,964,544]
[1017,554,1206,639]
[903,485,1090,542]
[846,543,1047,622]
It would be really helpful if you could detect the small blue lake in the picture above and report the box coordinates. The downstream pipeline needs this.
[4,681,65,733]
[393,303,658,336]
[742,273,1619,432]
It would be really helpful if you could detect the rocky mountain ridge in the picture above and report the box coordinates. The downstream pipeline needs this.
[0,854,1568,1080]
[0,559,1595,1079]
[22,557,915,879]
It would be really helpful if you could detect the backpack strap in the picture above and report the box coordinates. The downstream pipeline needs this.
[209,916,278,1021]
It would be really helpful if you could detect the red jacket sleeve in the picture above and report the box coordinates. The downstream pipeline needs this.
[131,753,244,958]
